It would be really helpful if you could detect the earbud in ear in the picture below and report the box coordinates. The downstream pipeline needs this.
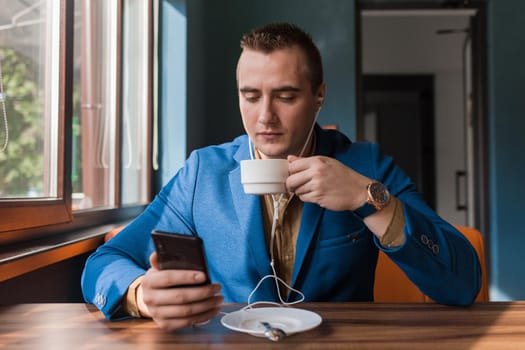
[317,101,323,113]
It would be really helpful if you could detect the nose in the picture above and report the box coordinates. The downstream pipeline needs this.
[257,97,277,124]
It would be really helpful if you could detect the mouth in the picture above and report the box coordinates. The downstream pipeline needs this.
[257,130,283,137]
[256,132,283,143]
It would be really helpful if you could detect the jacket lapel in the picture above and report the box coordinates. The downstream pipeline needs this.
[291,202,324,287]
[229,139,272,280]
[291,126,343,288]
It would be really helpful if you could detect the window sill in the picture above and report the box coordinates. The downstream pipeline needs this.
[0,223,127,282]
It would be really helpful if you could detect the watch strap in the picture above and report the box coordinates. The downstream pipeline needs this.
[353,202,377,219]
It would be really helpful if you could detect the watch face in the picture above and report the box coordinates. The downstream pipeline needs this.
[369,182,390,207]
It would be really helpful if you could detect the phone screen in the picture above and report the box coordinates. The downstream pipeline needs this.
[151,230,210,284]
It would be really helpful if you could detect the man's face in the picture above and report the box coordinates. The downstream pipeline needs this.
[237,46,325,159]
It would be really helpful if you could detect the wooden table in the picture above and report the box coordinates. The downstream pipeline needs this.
[1,302,524,349]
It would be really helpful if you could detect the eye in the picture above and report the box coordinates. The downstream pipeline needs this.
[242,92,260,103]
[277,93,296,102]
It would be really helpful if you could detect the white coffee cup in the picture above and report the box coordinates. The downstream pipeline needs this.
[240,159,289,194]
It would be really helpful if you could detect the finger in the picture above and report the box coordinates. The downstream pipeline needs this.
[149,251,160,270]
[145,269,209,289]
[286,165,312,192]
[150,293,223,321]
[146,282,221,306]
[294,183,311,196]
[287,154,301,163]
[155,304,223,331]
[287,156,310,174]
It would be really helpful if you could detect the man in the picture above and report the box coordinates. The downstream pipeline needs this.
[81,22,481,331]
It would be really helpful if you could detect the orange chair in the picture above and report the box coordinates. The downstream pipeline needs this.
[105,225,126,242]
[374,226,489,302]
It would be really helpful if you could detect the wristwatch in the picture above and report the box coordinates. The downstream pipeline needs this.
[354,182,391,219]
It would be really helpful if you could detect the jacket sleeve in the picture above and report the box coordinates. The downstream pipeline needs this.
[363,143,482,306]
[81,152,200,320]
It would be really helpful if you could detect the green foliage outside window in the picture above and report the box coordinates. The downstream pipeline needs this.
[0,47,44,197]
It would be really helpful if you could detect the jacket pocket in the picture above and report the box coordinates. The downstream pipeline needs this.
[317,226,369,248]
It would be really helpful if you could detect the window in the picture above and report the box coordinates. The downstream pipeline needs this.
[0,0,155,244]
[0,1,62,200]
[120,0,153,206]
[72,0,119,210]
[0,0,70,234]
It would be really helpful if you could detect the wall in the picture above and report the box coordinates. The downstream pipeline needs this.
[488,0,525,300]
[0,253,91,303]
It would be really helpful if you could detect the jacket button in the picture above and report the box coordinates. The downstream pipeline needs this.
[95,293,106,307]
[420,234,439,255]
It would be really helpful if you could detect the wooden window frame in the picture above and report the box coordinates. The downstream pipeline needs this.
[0,1,73,236]
[0,0,154,247]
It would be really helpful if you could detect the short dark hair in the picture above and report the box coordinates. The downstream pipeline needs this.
[240,22,324,92]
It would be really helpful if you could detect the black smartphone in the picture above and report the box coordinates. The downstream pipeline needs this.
[151,230,210,285]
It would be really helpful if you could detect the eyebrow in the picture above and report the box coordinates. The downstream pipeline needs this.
[273,86,301,93]
[239,86,302,93]
[239,87,259,94]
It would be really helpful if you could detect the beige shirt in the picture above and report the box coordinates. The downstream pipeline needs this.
[261,192,302,289]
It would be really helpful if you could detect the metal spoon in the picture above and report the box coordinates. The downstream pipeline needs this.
[260,321,287,342]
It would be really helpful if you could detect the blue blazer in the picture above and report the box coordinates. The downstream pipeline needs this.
[81,126,481,319]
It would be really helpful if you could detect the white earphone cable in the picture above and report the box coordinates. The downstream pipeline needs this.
[241,109,321,309]
[245,194,305,308]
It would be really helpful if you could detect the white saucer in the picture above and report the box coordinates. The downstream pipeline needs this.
[220,307,322,337]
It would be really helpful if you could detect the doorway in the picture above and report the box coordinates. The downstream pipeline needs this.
[356,2,488,233]
[363,74,435,209]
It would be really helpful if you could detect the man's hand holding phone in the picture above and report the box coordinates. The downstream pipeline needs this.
[137,231,223,331]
